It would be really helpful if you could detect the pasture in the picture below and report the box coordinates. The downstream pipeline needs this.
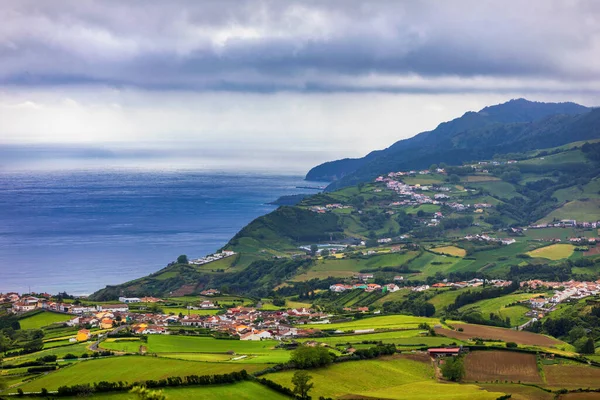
[19,311,72,330]
[526,244,575,260]
[265,354,502,399]
[303,315,442,331]
[435,323,563,347]
[297,330,464,347]
[464,351,542,384]
[12,356,268,393]
[66,382,291,400]
[430,246,467,257]
[458,293,543,326]
[291,251,419,281]
[537,199,600,224]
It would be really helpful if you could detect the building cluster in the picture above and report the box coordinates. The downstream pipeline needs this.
[308,203,352,213]
[180,307,328,340]
[521,279,600,306]
[329,277,513,294]
[189,250,236,265]
[529,220,600,229]
[463,234,516,245]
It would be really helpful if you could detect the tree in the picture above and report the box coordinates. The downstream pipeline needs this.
[176,254,189,264]
[429,164,438,172]
[310,244,318,257]
[321,249,330,257]
[292,370,314,400]
[130,386,167,400]
[441,356,465,382]
[291,345,333,369]
[448,174,460,184]
[576,337,596,354]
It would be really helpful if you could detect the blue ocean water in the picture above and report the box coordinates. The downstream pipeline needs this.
[0,170,322,295]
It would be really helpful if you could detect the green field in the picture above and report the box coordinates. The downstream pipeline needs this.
[12,356,268,393]
[526,243,575,260]
[470,181,523,200]
[459,293,542,326]
[100,335,291,363]
[303,315,441,331]
[292,251,419,281]
[298,331,463,347]
[537,199,600,223]
[64,381,290,400]
[428,287,483,312]
[5,342,92,364]
[265,355,502,399]
[430,246,467,257]
[408,251,472,277]
[19,311,72,330]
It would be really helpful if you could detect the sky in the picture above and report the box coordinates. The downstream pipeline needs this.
[0,0,599,173]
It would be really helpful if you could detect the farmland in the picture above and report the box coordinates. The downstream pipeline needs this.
[265,354,503,399]
[435,323,564,347]
[458,293,543,326]
[19,311,72,330]
[302,314,442,331]
[430,246,467,257]
[11,356,268,393]
[537,199,600,224]
[543,364,600,389]
[526,244,576,260]
[65,382,291,400]
[464,351,542,384]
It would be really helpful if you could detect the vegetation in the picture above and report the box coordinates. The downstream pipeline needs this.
[441,356,465,382]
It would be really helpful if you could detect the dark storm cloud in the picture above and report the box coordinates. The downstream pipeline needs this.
[0,0,599,92]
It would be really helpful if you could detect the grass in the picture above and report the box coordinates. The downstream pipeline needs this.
[537,199,600,224]
[12,356,269,392]
[459,293,544,326]
[430,246,467,257]
[99,338,143,353]
[66,381,291,400]
[19,311,72,330]
[292,251,419,281]
[4,343,92,364]
[265,355,502,399]
[428,287,483,312]
[302,315,441,331]
[526,244,575,260]
[470,181,523,200]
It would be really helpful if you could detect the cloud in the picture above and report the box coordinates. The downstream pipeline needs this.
[0,1,599,93]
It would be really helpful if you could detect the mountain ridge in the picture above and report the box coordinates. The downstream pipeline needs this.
[306,99,592,188]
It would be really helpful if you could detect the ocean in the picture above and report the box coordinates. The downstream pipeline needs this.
[0,170,323,295]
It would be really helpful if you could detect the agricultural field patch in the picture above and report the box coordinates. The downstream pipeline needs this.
[19,311,72,330]
[430,246,467,257]
[537,199,600,224]
[469,181,524,200]
[435,323,563,347]
[464,351,542,383]
[459,293,544,326]
[543,364,600,389]
[68,381,291,400]
[303,315,441,331]
[478,383,554,400]
[526,244,576,260]
[11,356,268,393]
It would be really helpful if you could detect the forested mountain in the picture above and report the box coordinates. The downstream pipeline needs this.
[306,99,593,190]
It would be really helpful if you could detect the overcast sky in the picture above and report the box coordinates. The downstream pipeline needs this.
[1,0,599,172]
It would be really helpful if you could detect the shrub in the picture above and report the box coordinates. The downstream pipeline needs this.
[506,342,518,348]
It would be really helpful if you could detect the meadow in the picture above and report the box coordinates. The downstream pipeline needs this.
[302,315,442,331]
[12,356,268,393]
[19,311,72,330]
[430,246,467,257]
[265,354,503,399]
[538,199,600,224]
[526,243,576,260]
[56,381,291,400]
[458,293,543,326]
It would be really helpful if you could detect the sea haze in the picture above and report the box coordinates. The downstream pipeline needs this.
[0,170,323,295]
